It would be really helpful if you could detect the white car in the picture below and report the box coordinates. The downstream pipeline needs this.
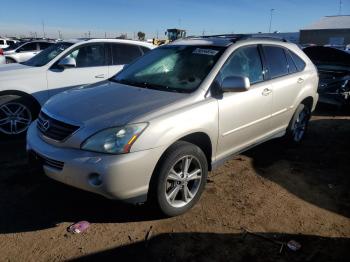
[0,38,18,49]
[0,39,155,136]
[4,40,55,64]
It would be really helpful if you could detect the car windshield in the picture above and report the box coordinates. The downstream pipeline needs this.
[112,45,224,93]
[22,42,73,67]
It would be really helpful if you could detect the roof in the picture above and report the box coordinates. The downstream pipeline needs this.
[64,38,155,48]
[302,15,350,30]
[169,34,289,47]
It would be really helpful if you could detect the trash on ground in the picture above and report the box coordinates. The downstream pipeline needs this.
[287,240,302,251]
[67,221,90,234]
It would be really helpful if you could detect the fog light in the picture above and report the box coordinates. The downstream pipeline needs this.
[89,173,102,186]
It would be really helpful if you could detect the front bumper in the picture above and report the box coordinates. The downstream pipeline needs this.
[26,123,166,203]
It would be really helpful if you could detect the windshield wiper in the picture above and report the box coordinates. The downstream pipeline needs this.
[111,78,189,93]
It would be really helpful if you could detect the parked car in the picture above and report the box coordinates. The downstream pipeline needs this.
[303,46,350,107]
[0,39,155,136]
[0,38,19,49]
[27,36,319,217]
[0,49,5,65]
[4,40,55,64]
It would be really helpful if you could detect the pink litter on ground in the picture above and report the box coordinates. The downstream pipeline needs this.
[67,221,90,234]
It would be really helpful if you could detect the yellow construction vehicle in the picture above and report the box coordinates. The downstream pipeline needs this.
[153,28,187,46]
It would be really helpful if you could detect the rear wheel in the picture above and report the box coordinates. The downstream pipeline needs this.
[0,95,39,138]
[150,141,208,217]
[285,103,311,144]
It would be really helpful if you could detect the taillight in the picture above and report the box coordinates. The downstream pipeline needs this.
[0,49,3,56]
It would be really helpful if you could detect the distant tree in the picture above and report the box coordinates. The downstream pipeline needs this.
[137,31,146,41]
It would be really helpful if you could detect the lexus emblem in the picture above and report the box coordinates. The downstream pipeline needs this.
[42,120,50,132]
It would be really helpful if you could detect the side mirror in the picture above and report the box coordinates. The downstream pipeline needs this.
[221,76,250,92]
[58,56,76,68]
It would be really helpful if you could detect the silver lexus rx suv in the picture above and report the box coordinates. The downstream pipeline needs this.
[27,35,319,217]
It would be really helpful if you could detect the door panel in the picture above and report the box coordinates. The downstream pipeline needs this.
[47,67,109,97]
[262,45,303,130]
[217,82,273,159]
[47,43,108,97]
[215,45,273,159]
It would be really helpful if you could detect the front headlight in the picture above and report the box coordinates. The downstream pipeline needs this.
[81,123,148,154]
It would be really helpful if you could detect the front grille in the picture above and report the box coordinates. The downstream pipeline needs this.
[37,111,80,141]
[30,151,64,170]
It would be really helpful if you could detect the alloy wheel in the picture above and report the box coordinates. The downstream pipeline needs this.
[0,102,32,135]
[292,108,309,142]
[165,155,203,208]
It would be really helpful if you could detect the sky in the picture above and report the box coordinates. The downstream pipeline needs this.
[0,0,349,39]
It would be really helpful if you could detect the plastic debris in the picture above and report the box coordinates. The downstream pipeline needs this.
[287,240,301,251]
[67,221,90,234]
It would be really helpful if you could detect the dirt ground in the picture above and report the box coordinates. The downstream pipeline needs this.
[0,105,349,262]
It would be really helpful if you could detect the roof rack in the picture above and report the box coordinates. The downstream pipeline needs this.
[188,34,288,43]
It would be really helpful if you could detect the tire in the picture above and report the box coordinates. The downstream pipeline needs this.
[5,57,16,64]
[285,103,311,144]
[0,94,40,138]
[150,141,208,217]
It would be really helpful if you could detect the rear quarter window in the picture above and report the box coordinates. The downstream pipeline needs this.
[111,44,143,65]
[290,51,306,72]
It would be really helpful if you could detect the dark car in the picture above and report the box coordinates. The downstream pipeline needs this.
[304,46,350,107]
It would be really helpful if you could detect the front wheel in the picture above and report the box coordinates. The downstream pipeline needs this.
[285,103,311,144]
[0,95,39,138]
[150,141,208,217]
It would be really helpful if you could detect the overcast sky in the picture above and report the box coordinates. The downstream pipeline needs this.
[0,0,349,39]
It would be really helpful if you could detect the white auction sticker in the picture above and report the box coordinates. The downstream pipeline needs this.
[193,48,219,56]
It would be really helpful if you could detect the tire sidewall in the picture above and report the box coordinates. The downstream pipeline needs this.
[154,141,208,217]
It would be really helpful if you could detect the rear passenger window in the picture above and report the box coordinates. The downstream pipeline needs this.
[0,40,4,45]
[219,45,264,84]
[39,42,52,50]
[263,46,288,78]
[20,43,38,52]
[285,50,297,74]
[290,51,306,72]
[111,44,143,65]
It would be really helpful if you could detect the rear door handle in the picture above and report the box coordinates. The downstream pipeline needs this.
[95,74,105,79]
[262,88,272,96]
[297,78,304,84]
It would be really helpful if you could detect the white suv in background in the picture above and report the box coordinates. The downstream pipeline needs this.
[0,38,18,49]
[3,40,55,64]
[0,39,155,136]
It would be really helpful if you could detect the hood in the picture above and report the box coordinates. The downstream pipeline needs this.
[43,81,189,128]
[303,46,350,68]
[0,63,43,79]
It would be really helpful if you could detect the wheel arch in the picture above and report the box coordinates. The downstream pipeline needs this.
[0,90,41,111]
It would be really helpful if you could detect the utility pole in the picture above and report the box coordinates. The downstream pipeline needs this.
[268,9,275,33]
[42,20,46,38]
[88,31,91,38]
[339,0,342,15]
[58,30,62,39]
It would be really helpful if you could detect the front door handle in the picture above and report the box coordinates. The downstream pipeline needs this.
[297,78,304,84]
[262,88,272,96]
[95,74,105,79]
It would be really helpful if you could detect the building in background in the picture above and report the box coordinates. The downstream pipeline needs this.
[300,15,350,47]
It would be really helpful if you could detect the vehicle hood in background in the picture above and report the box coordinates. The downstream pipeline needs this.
[0,63,43,79]
[303,46,350,68]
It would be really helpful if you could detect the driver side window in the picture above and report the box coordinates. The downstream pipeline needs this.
[219,45,264,85]
[61,44,106,68]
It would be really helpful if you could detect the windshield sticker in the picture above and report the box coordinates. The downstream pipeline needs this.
[193,48,219,56]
